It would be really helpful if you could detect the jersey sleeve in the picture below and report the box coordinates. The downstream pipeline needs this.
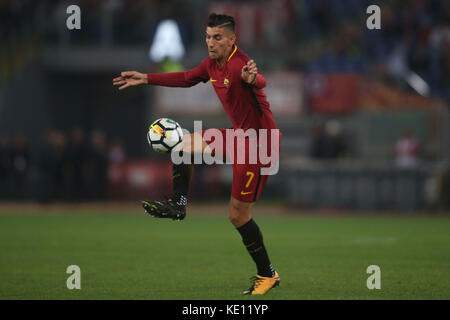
[147,58,209,88]
[252,73,266,89]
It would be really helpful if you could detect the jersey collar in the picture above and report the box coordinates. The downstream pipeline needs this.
[227,45,237,62]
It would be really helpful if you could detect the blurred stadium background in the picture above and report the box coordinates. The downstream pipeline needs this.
[1,0,450,301]
[1,0,450,211]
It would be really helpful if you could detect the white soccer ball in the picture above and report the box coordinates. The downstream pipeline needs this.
[147,118,183,154]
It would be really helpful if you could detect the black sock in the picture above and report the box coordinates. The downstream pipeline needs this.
[172,161,193,207]
[236,218,275,277]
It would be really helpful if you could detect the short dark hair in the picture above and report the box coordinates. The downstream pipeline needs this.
[207,13,235,33]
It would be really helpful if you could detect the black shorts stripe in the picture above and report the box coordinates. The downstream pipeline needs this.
[252,167,262,202]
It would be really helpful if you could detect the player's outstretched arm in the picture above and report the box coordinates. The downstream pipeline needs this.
[114,59,209,89]
[113,71,148,90]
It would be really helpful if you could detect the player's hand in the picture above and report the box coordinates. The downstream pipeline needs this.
[241,60,258,85]
[113,71,147,90]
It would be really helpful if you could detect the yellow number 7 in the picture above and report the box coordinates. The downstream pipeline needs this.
[245,171,255,189]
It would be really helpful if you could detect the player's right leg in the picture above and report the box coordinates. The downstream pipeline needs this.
[229,183,280,295]
[141,132,210,220]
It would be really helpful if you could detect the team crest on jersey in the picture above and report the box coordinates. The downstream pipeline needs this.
[224,78,230,87]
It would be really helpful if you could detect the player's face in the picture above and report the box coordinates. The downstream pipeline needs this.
[206,27,235,62]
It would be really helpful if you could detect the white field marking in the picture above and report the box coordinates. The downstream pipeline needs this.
[351,237,397,245]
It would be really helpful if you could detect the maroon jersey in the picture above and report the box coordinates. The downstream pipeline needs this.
[147,45,278,131]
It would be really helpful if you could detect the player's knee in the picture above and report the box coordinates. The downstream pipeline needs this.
[229,203,251,227]
[179,133,208,154]
[228,210,239,226]
[178,134,194,153]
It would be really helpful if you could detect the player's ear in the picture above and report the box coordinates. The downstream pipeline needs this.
[230,33,236,45]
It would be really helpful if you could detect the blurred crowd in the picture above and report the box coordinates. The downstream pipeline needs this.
[300,0,450,103]
[0,0,449,207]
[1,0,449,102]
[0,128,126,202]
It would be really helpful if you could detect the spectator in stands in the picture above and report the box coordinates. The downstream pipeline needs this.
[85,130,108,200]
[52,130,69,201]
[310,120,347,159]
[324,120,347,159]
[66,127,88,201]
[108,138,126,164]
[395,130,420,168]
[36,129,55,203]
[10,133,30,200]
[35,129,68,203]
[0,134,11,200]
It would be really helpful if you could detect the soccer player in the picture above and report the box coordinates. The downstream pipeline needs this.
[113,13,281,295]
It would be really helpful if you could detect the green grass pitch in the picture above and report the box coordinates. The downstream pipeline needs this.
[0,205,449,299]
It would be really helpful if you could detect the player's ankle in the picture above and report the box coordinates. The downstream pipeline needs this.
[173,195,187,208]
[257,269,274,278]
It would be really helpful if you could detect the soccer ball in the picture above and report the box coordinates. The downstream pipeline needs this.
[147,118,184,154]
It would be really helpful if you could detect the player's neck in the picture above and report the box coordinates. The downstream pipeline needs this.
[216,57,226,68]
[216,45,234,68]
